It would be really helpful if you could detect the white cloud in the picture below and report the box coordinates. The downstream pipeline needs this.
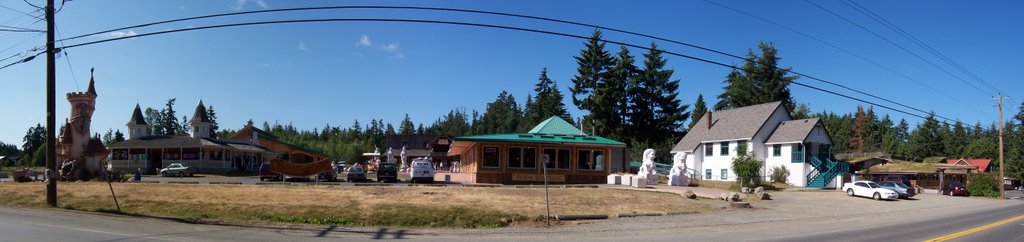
[95,31,137,39]
[232,0,268,11]
[298,41,308,51]
[358,34,372,47]
[381,43,404,59]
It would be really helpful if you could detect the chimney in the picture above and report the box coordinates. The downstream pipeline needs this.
[706,111,713,130]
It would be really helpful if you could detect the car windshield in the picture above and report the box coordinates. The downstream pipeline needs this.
[351,167,363,172]
[867,183,880,188]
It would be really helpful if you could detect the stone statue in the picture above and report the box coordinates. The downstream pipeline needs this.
[400,146,408,171]
[386,147,394,163]
[669,152,690,186]
[637,149,658,185]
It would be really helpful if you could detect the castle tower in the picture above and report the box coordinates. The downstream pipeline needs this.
[126,103,149,139]
[189,100,212,139]
[57,68,108,181]
[59,68,99,160]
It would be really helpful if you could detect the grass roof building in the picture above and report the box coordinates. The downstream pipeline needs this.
[445,117,627,184]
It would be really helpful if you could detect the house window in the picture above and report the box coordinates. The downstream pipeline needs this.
[792,144,804,163]
[720,141,729,156]
[706,169,712,179]
[544,148,571,169]
[721,169,728,180]
[773,144,782,157]
[508,147,537,168]
[737,142,748,154]
[704,144,713,157]
[577,149,605,171]
[482,146,500,168]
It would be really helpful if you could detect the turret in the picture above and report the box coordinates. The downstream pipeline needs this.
[126,103,149,139]
[189,100,212,139]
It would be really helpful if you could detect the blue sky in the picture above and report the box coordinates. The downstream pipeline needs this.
[0,0,1021,144]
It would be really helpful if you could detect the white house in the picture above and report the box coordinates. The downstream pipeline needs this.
[671,101,849,188]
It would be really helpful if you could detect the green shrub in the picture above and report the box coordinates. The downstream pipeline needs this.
[732,153,763,187]
[967,174,1000,198]
[770,165,790,185]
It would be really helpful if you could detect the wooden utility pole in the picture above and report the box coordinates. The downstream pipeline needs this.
[45,0,57,207]
[996,95,1007,199]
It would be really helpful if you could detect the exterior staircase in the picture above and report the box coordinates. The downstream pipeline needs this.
[806,156,850,188]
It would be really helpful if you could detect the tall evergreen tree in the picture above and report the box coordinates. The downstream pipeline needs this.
[909,113,944,159]
[399,114,415,135]
[569,30,615,112]
[113,130,125,143]
[160,99,182,135]
[591,46,636,140]
[207,105,220,138]
[715,41,798,111]
[522,68,573,130]
[849,106,866,153]
[628,43,690,160]
[690,94,708,129]
[144,108,163,135]
[479,91,523,134]
[791,103,811,120]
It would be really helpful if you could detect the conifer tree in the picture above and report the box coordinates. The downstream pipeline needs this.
[715,41,798,111]
[523,68,573,130]
[399,114,415,135]
[479,91,522,134]
[690,94,708,129]
[207,105,220,138]
[628,42,689,159]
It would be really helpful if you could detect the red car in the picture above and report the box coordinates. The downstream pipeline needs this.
[940,182,969,196]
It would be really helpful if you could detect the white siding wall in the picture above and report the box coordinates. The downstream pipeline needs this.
[764,143,808,187]
[700,140,750,181]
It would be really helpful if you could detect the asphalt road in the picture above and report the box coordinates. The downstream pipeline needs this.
[2,196,1022,242]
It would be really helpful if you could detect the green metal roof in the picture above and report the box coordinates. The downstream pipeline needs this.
[453,133,625,146]
[528,116,584,135]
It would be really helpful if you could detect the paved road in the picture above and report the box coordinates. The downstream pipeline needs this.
[2,196,1022,242]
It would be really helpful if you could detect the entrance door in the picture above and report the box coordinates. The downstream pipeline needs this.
[149,149,163,175]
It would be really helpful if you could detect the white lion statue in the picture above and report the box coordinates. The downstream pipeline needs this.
[637,149,658,184]
[668,152,689,186]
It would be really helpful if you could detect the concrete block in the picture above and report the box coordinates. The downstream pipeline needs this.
[607,174,622,185]
[621,175,634,186]
[631,176,647,188]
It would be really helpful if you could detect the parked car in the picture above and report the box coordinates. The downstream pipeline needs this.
[160,163,196,177]
[317,169,338,182]
[377,163,398,183]
[346,165,366,182]
[878,181,916,199]
[843,181,898,200]
[879,175,912,187]
[334,162,347,173]
[941,182,970,196]
[409,158,435,183]
[258,163,282,181]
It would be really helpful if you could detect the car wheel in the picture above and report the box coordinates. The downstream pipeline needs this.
[873,192,881,200]
[847,189,854,196]
[161,172,167,177]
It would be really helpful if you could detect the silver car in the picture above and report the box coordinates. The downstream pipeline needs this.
[878,181,916,199]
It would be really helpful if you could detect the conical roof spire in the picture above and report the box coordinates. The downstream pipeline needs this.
[86,68,97,96]
[190,100,211,123]
[128,103,148,125]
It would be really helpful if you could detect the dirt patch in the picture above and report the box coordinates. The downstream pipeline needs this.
[0,183,710,228]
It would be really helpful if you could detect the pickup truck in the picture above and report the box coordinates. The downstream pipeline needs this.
[843,181,898,200]
[160,163,196,177]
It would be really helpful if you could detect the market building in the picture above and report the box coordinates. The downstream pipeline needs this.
[445,117,627,184]
[108,101,275,174]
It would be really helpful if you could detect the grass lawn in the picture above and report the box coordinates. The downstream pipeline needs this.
[0,183,709,228]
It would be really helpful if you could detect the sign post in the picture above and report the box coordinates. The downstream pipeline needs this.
[542,154,551,226]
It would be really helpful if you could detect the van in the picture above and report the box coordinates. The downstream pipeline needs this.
[409,158,434,183]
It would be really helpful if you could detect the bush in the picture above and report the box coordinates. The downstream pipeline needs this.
[732,153,763,187]
[770,165,790,184]
[967,174,1000,198]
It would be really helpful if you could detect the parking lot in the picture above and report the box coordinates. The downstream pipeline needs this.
[137,172,452,186]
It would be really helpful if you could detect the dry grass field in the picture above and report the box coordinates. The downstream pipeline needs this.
[0,183,709,228]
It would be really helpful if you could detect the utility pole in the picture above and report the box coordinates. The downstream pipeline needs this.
[45,0,58,207]
[996,95,1007,200]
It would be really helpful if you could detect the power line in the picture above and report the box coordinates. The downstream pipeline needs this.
[0,3,41,20]
[0,24,44,32]
[803,0,991,97]
[50,17,943,121]
[51,5,952,121]
[842,0,1005,96]
[705,0,983,113]
[55,26,79,91]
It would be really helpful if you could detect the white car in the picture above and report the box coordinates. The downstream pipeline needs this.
[843,181,898,200]
[409,158,434,183]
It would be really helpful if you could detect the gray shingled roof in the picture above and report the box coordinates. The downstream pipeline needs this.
[765,118,821,144]
[108,136,270,154]
[127,104,148,125]
[672,101,784,152]
[190,100,211,123]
